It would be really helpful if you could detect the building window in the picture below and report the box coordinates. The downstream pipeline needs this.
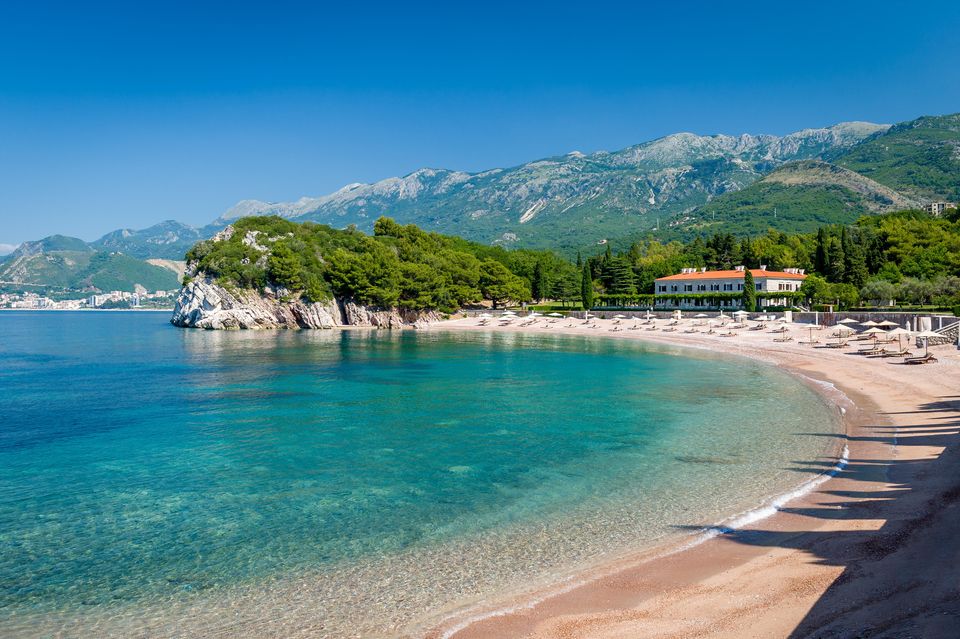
[670,285,678,292]
[658,285,667,292]
[756,283,762,291]
[684,285,693,292]
[737,284,743,291]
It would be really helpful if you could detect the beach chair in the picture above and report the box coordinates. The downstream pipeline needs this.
[904,353,938,365]
[773,335,793,342]
[881,348,912,358]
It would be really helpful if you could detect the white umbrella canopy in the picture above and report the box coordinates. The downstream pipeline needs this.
[861,327,888,336]
[613,314,627,319]
[886,327,912,336]
[528,312,541,317]
[547,312,564,317]
[837,318,859,325]
[834,326,855,335]
[860,320,880,327]
[695,313,709,318]
[501,310,517,316]
[915,330,942,356]
[876,320,899,328]
[478,312,493,318]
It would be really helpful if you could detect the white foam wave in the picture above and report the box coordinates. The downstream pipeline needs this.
[436,422,851,639]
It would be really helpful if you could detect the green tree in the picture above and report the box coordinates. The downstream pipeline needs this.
[267,242,304,291]
[843,231,869,288]
[800,274,831,304]
[580,263,594,310]
[814,228,829,275]
[531,260,549,302]
[606,257,637,296]
[741,269,757,312]
[860,279,898,305]
[829,283,860,309]
[827,237,846,282]
[479,259,530,308]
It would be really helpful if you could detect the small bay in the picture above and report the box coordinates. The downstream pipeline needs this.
[0,312,839,637]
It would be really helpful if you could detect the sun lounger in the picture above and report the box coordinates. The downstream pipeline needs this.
[773,336,793,342]
[904,354,938,365]
[662,327,677,332]
[824,342,849,348]
[881,349,912,358]
[719,331,737,337]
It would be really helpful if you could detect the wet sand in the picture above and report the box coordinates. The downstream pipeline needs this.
[425,316,960,639]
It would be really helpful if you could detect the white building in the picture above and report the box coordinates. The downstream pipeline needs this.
[925,202,956,217]
[654,266,807,309]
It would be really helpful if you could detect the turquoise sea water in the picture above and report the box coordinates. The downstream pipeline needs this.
[0,312,840,637]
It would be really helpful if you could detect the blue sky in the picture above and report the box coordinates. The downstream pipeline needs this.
[2,0,959,249]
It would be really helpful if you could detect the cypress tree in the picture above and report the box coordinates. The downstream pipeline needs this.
[531,260,549,302]
[827,237,846,282]
[580,263,593,310]
[815,228,829,275]
[742,269,757,312]
[844,234,868,288]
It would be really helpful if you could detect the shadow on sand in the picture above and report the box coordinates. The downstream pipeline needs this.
[684,397,960,637]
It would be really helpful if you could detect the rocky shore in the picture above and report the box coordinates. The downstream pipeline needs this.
[170,278,442,330]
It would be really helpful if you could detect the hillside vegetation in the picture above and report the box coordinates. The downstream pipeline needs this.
[833,114,960,201]
[673,161,920,238]
[0,238,180,293]
[186,216,580,311]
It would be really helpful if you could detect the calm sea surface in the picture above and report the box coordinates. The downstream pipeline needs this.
[0,312,840,637]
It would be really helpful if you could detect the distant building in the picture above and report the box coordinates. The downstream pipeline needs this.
[925,202,956,217]
[654,265,807,309]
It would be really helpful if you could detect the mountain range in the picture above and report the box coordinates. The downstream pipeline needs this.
[3,112,958,293]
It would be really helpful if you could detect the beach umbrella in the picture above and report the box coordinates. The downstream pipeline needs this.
[695,313,709,318]
[886,327,911,350]
[547,312,563,317]
[860,320,880,328]
[613,314,626,319]
[915,330,941,356]
[861,327,887,340]
[502,310,517,316]
[876,320,899,328]
[837,318,858,325]
[644,311,654,320]
[478,312,493,319]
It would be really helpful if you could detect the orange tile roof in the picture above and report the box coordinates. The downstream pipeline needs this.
[656,269,807,281]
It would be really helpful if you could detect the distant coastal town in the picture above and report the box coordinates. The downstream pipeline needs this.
[0,288,176,310]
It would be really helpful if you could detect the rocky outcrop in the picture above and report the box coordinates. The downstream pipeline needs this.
[170,278,442,330]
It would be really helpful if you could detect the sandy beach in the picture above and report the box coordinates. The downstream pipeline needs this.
[425,315,960,639]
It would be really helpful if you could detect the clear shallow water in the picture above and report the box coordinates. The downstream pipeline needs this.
[0,312,841,637]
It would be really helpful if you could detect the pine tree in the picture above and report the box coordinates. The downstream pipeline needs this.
[576,251,582,269]
[607,257,637,296]
[742,269,757,312]
[580,263,593,310]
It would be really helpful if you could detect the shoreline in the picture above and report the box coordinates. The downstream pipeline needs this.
[423,317,960,639]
